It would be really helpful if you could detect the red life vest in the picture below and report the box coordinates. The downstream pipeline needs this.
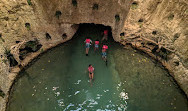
[88,66,94,72]
[104,30,108,35]
[86,39,91,43]
[95,41,99,45]
[102,45,108,49]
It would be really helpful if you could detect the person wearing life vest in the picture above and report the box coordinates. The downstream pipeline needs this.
[94,39,99,51]
[102,29,108,42]
[84,38,92,56]
[102,44,108,65]
[88,64,94,86]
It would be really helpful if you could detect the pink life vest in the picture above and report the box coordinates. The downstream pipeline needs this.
[95,41,99,45]
[102,45,108,49]
[88,66,94,72]
[86,39,91,43]
[104,30,108,35]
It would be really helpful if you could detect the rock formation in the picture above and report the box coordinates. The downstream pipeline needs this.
[0,0,187,110]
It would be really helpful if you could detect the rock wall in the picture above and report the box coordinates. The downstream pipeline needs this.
[120,0,188,96]
[0,0,188,110]
[34,0,132,41]
[0,0,132,110]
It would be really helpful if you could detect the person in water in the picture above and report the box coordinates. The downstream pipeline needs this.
[94,39,99,51]
[84,38,92,56]
[102,44,108,65]
[88,64,94,86]
[101,29,108,42]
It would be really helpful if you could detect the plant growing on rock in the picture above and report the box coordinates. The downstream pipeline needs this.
[25,23,31,30]
[93,3,99,10]
[131,2,138,10]
[27,0,32,5]
[45,33,52,40]
[2,59,8,64]
[115,14,120,22]
[55,11,62,19]
[40,48,44,53]
[138,18,143,23]
[25,39,41,52]
[173,33,180,42]
[4,47,18,67]
[72,0,77,7]
[168,14,174,20]
[0,33,5,42]
[0,89,5,98]
[62,33,67,39]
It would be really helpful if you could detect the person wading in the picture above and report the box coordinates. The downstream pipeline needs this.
[94,39,99,51]
[84,38,92,56]
[102,44,108,66]
[101,29,108,42]
[88,64,94,86]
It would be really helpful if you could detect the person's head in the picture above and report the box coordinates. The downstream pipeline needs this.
[89,64,92,67]
[96,39,99,41]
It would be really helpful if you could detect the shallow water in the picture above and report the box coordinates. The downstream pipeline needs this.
[7,24,187,111]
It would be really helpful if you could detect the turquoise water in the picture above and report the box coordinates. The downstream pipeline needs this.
[7,24,188,111]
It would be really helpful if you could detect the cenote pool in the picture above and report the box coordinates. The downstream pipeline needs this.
[7,24,188,111]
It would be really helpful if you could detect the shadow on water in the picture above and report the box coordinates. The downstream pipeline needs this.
[7,23,188,111]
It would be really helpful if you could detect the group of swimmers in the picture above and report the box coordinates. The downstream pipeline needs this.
[85,29,109,86]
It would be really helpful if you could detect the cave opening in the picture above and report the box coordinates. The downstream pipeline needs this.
[73,23,113,43]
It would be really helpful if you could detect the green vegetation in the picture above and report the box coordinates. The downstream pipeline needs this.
[45,33,52,40]
[0,33,5,42]
[115,14,120,22]
[120,32,125,36]
[4,47,18,67]
[25,39,40,52]
[0,89,5,98]
[19,39,42,60]
[152,31,157,35]
[27,0,32,5]
[173,33,180,42]
[40,48,44,53]
[131,2,138,10]
[158,47,171,61]
[186,9,188,14]
[25,23,31,30]
[72,0,77,7]
[55,11,62,19]
[138,18,143,23]
[168,14,174,20]
[93,3,99,10]
[4,48,11,57]
[62,33,67,39]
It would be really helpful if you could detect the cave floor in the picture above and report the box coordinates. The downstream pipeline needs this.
[7,24,188,111]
